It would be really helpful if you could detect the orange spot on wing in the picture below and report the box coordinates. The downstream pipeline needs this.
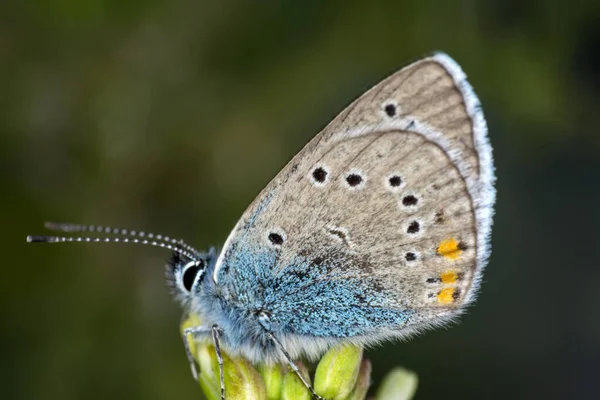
[437,238,462,260]
[440,270,459,284]
[437,288,455,304]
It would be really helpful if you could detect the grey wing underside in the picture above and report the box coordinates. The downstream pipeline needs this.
[213,53,495,337]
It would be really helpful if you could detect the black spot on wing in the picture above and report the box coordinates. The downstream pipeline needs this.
[389,176,402,187]
[346,174,363,186]
[384,103,397,117]
[312,167,327,183]
[402,195,418,206]
[268,232,284,246]
[407,221,420,234]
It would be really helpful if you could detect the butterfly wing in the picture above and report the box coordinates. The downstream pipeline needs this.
[213,53,495,341]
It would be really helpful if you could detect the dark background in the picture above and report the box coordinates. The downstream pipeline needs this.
[2,1,599,399]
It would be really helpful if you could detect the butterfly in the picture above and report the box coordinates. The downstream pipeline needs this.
[28,52,495,400]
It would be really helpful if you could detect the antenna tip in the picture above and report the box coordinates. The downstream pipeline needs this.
[27,235,57,243]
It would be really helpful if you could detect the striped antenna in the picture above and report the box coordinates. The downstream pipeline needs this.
[26,234,199,261]
[43,222,201,256]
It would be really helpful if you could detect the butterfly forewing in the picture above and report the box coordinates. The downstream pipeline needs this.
[214,53,494,338]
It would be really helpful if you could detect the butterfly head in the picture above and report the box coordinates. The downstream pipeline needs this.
[166,247,216,306]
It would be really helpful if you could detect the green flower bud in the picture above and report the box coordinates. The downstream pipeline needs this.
[196,344,268,400]
[258,364,284,400]
[375,367,418,400]
[280,362,311,400]
[314,345,363,399]
[345,359,372,400]
[181,313,267,400]
[180,313,418,400]
[196,344,220,400]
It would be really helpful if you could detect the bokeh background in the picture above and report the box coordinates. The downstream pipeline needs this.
[2,1,599,399]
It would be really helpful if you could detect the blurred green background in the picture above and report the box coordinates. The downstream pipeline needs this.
[2,1,599,399]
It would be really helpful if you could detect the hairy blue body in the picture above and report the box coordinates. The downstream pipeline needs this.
[190,237,414,363]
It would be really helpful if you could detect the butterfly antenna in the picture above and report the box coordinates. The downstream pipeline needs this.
[27,234,199,261]
[43,222,202,256]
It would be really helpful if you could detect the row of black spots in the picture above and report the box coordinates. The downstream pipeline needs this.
[309,167,420,202]
[386,175,420,208]
[310,165,367,189]
[310,166,418,197]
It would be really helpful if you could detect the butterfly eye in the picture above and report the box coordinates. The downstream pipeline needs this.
[182,262,202,292]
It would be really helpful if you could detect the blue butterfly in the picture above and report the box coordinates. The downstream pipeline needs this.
[28,53,495,400]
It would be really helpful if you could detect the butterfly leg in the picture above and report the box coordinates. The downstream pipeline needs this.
[211,325,225,400]
[182,325,212,381]
[267,332,325,400]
